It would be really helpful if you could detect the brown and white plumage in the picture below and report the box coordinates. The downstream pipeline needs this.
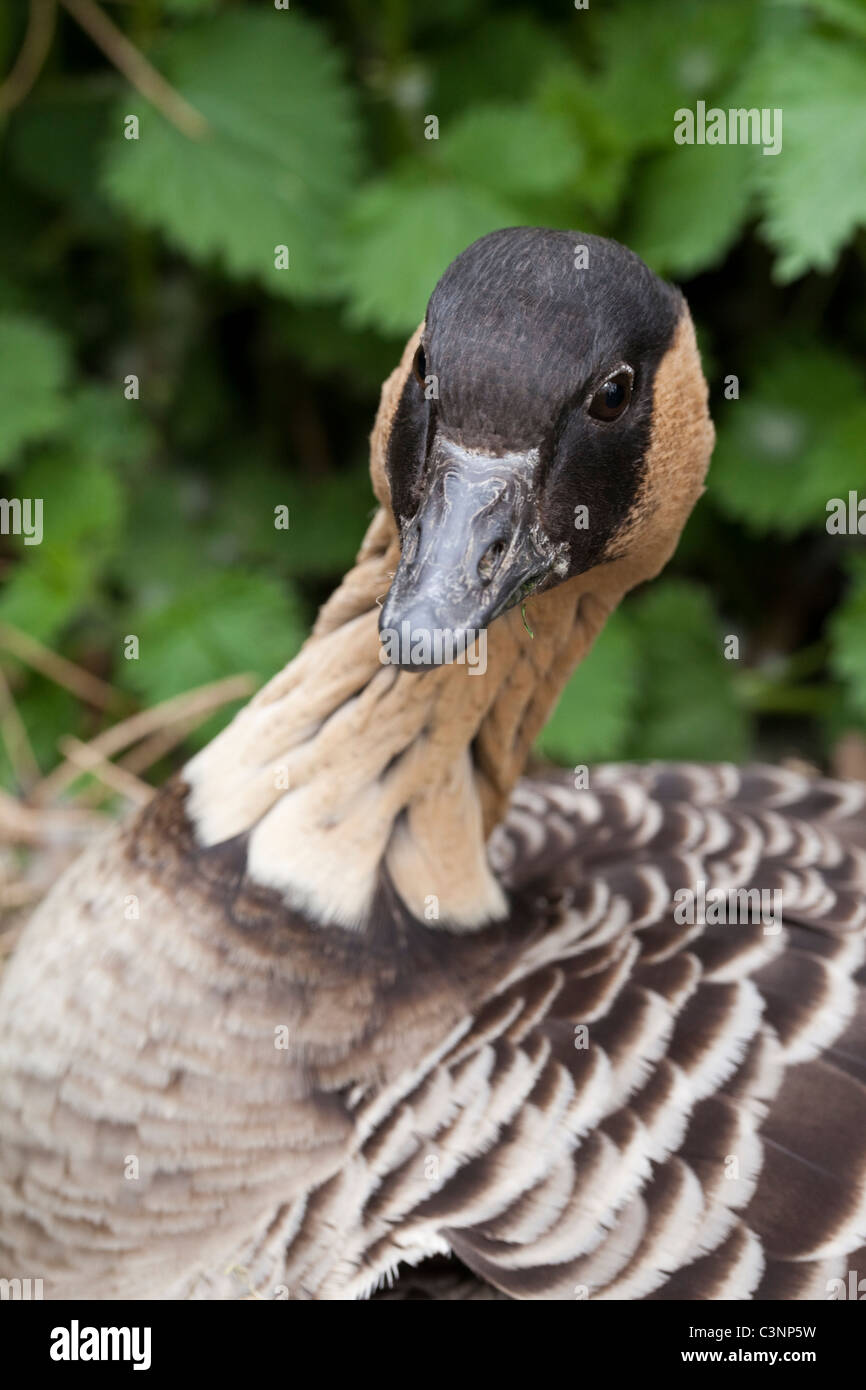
[1,229,864,1300]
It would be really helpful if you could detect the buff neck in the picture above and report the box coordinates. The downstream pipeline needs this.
[183,503,622,930]
[183,310,712,931]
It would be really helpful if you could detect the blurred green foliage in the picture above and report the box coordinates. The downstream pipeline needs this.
[0,0,865,791]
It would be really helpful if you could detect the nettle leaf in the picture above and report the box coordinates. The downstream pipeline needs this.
[119,571,305,706]
[820,684,866,756]
[596,0,759,152]
[160,0,221,14]
[102,11,360,298]
[0,681,78,789]
[798,0,866,40]
[111,472,214,604]
[830,553,866,718]
[628,142,754,276]
[214,458,373,577]
[274,303,400,394]
[65,385,156,470]
[8,91,113,208]
[628,581,748,761]
[0,314,70,468]
[534,67,632,219]
[0,552,94,646]
[429,13,564,111]
[709,346,866,535]
[21,450,124,550]
[737,36,866,279]
[0,450,124,641]
[537,609,639,765]
[340,178,518,334]
[439,104,584,199]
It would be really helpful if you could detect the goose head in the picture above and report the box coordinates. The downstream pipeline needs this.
[377,227,715,667]
[182,229,716,930]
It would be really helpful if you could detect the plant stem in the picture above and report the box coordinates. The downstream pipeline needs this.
[0,0,57,115]
[60,0,209,139]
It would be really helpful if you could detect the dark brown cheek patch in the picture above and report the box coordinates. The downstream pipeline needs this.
[408,229,686,583]
[538,362,662,576]
[600,306,714,567]
[385,372,431,525]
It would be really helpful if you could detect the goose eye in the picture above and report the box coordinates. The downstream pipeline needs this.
[412,344,427,388]
[588,368,633,422]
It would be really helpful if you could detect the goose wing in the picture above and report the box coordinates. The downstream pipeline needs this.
[2,764,863,1301]
[330,764,866,1300]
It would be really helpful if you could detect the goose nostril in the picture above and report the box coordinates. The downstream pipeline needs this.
[477,538,507,585]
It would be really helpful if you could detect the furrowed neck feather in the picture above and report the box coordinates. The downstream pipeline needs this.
[184,313,712,931]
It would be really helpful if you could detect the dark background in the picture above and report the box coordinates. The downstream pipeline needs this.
[1,0,865,801]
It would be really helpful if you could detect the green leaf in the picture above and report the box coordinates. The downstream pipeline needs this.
[537,609,639,764]
[102,11,361,298]
[64,385,156,471]
[738,36,866,279]
[110,467,232,605]
[628,142,753,276]
[533,66,632,219]
[709,346,866,535]
[0,314,70,468]
[429,13,564,111]
[774,0,866,43]
[341,176,519,334]
[0,450,124,641]
[596,0,760,152]
[160,0,221,13]
[8,91,114,208]
[628,581,749,761]
[273,303,401,394]
[0,680,78,789]
[119,571,305,707]
[439,103,583,199]
[830,552,866,717]
[214,457,373,578]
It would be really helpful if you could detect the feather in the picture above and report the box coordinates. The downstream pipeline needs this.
[1,230,864,1302]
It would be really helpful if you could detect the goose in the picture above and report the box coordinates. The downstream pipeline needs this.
[1,226,865,1303]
